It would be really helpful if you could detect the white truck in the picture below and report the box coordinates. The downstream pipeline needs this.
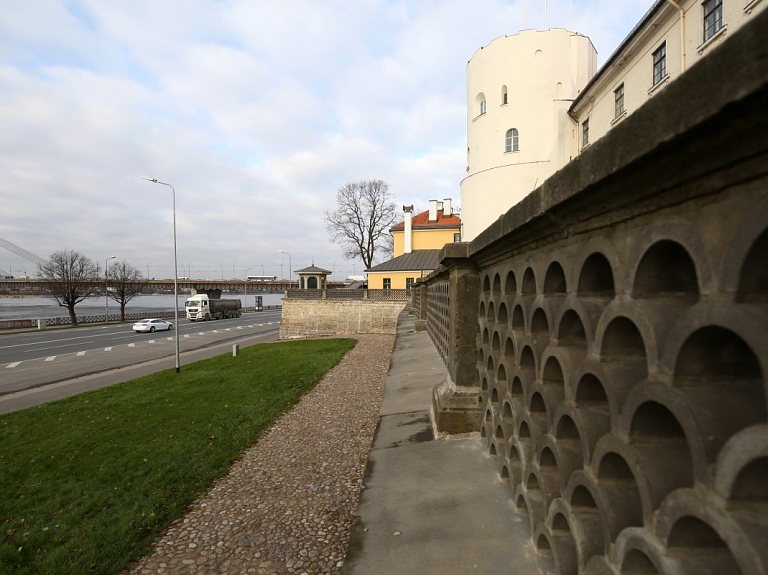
[185,294,242,321]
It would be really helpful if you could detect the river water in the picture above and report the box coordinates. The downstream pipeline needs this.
[0,293,284,320]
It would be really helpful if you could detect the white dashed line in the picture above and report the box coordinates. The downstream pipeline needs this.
[184,334,190,338]
[77,351,87,356]
[148,340,155,344]
[6,362,20,368]
[45,356,56,362]
[129,343,135,347]
[105,347,112,351]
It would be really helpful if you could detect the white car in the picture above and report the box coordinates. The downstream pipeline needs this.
[133,318,174,333]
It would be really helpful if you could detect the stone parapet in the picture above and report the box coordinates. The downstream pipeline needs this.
[419,10,768,575]
[279,300,406,338]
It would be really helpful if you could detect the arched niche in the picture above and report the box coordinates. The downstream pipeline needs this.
[736,227,768,303]
[522,267,537,295]
[544,261,567,296]
[633,240,699,299]
[578,252,615,297]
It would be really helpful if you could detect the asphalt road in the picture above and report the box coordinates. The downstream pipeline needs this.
[0,311,281,402]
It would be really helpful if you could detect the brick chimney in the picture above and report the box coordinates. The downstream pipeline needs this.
[403,205,414,254]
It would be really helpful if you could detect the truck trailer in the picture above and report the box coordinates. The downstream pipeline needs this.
[185,294,242,321]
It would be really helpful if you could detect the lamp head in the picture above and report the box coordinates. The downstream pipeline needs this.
[142,177,158,182]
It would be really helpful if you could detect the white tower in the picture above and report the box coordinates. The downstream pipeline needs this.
[461,29,596,240]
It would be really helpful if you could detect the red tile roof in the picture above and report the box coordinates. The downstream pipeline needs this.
[391,209,461,231]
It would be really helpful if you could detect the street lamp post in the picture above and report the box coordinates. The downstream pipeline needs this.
[142,177,181,373]
[244,267,251,312]
[105,255,116,323]
[220,265,223,280]
[278,250,291,287]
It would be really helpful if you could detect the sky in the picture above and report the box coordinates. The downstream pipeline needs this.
[0,0,655,281]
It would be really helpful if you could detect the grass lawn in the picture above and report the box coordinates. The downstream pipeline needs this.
[0,338,356,575]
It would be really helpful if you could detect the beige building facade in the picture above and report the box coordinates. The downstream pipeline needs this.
[570,0,766,149]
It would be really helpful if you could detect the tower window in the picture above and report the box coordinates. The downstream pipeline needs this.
[582,119,590,147]
[505,128,519,152]
[502,85,508,105]
[480,99,487,115]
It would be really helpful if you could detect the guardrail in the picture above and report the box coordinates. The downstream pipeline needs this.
[0,305,282,330]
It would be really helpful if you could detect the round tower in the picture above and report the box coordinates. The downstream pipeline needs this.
[460,28,596,240]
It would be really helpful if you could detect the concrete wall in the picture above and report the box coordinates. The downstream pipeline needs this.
[419,11,768,575]
[279,300,406,338]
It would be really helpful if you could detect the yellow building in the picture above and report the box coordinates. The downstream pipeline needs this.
[367,199,461,290]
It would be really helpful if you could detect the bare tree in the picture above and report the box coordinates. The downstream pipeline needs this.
[107,261,148,321]
[324,179,397,270]
[38,250,100,325]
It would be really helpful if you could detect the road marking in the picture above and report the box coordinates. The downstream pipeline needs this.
[237,326,243,330]
[104,347,112,351]
[184,334,190,338]
[166,337,173,341]
[199,332,205,335]
[129,343,135,347]
[212,330,219,333]
[45,356,56,362]
[148,340,155,344]
[6,362,20,368]
[77,351,87,356]
[225,328,231,331]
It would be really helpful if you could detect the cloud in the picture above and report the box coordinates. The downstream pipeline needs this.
[0,0,655,278]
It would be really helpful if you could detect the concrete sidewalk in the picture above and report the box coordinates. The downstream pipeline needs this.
[342,311,552,575]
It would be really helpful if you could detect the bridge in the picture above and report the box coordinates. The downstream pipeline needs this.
[0,278,346,294]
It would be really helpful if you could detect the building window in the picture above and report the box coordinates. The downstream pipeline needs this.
[406,278,415,290]
[501,85,508,105]
[582,118,589,147]
[505,128,519,152]
[614,83,625,118]
[479,99,487,115]
[383,278,391,290]
[653,42,667,86]
[703,0,723,41]
[454,233,461,242]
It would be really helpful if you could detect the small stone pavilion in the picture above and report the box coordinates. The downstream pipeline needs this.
[295,263,332,289]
